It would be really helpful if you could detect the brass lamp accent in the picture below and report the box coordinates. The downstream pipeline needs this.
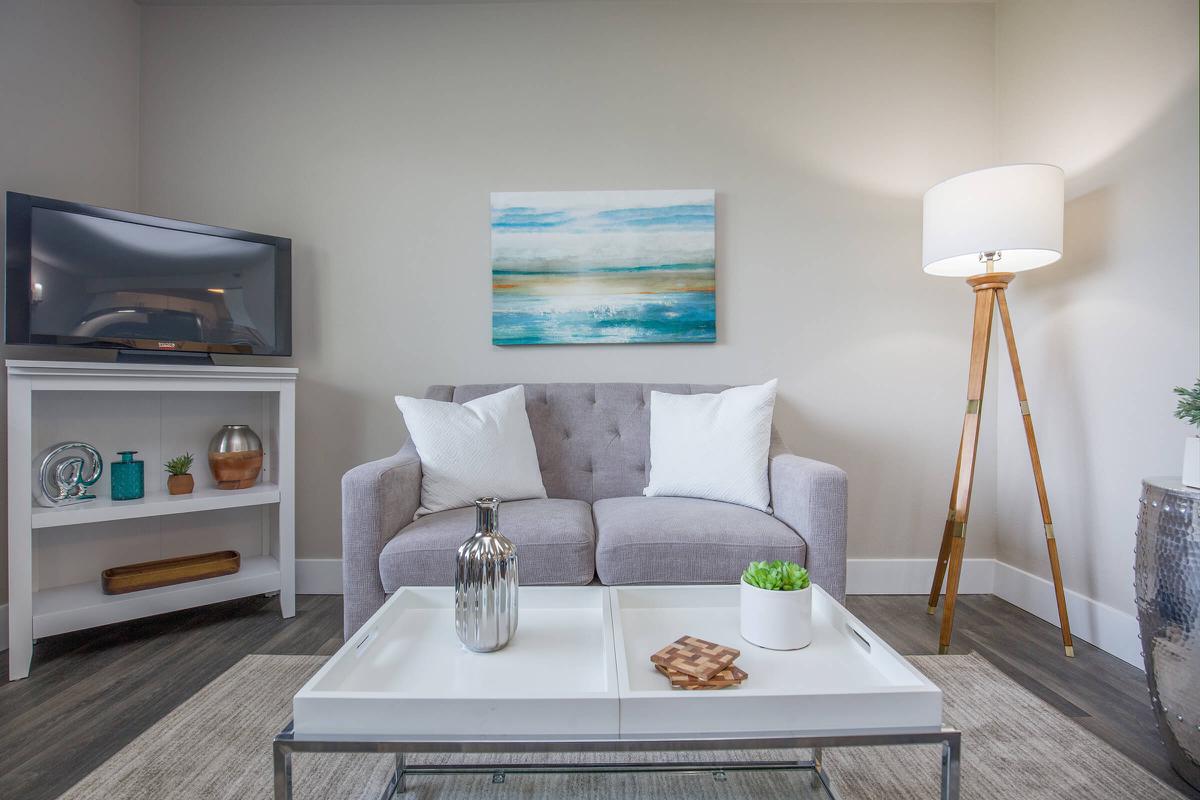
[922,164,1074,657]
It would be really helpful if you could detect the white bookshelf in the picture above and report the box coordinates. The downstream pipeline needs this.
[7,359,297,680]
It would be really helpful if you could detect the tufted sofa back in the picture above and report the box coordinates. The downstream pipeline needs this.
[426,383,778,504]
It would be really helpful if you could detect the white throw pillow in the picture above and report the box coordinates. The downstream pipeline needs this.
[643,380,778,512]
[394,385,547,518]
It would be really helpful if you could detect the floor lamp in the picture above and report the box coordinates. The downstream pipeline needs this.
[922,164,1074,657]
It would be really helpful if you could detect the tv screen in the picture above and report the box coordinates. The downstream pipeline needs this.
[5,193,291,357]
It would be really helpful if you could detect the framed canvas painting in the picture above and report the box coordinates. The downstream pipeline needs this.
[491,189,716,345]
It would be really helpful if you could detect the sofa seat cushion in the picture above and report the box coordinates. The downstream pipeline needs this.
[379,498,595,591]
[594,496,805,585]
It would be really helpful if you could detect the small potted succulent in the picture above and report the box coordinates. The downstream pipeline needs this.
[1175,379,1200,488]
[740,559,812,650]
[165,453,196,496]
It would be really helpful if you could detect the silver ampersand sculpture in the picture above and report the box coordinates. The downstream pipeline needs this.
[35,442,104,506]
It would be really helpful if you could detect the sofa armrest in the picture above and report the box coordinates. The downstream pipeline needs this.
[341,442,422,638]
[770,453,848,602]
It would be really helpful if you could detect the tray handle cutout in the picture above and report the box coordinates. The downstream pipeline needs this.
[353,629,378,658]
[847,623,872,654]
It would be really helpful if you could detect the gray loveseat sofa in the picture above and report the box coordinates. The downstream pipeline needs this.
[341,383,847,638]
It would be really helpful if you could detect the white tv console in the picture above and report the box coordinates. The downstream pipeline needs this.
[6,360,297,680]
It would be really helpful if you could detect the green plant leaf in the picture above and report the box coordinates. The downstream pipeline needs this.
[1175,379,1200,427]
[742,559,809,591]
[164,452,195,475]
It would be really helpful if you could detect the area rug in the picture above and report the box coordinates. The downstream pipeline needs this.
[57,653,1184,799]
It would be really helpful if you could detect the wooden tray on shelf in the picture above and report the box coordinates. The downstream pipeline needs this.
[101,550,241,594]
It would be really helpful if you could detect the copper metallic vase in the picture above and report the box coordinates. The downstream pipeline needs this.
[208,424,264,490]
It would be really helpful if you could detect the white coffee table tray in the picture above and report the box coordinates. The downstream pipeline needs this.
[610,585,943,736]
[295,584,941,740]
[293,585,619,737]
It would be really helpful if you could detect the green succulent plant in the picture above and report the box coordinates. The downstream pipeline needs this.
[742,560,810,591]
[164,453,195,476]
[1174,380,1200,428]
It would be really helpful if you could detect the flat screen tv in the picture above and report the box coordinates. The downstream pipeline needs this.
[5,192,291,360]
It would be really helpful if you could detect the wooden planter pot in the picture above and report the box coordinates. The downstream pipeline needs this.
[167,474,195,495]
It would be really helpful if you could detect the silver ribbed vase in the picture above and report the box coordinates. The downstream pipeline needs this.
[455,497,519,653]
[1135,478,1200,790]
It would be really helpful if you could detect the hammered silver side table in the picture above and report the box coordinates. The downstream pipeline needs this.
[1136,477,1200,790]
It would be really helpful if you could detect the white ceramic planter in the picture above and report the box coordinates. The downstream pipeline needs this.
[739,579,812,650]
[1184,436,1200,489]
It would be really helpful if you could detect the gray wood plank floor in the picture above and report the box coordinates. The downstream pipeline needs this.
[0,593,1194,799]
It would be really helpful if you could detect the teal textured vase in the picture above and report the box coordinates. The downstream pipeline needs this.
[110,451,144,501]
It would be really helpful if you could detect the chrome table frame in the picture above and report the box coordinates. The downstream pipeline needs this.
[272,722,961,799]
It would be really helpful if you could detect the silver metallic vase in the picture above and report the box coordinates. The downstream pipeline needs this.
[1136,478,1200,789]
[455,497,519,653]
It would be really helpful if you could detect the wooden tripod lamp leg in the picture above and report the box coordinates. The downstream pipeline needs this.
[937,276,1000,654]
[928,446,962,614]
[995,290,1075,657]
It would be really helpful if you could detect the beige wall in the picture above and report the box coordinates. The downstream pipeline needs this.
[0,0,141,603]
[8,0,1194,637]
[137,1,1000,569]
[994,0,1200,614]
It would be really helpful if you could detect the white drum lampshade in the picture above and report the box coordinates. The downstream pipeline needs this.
[922,164,1065,277]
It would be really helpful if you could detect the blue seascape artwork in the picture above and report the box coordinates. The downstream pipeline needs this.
[491,189,716,345]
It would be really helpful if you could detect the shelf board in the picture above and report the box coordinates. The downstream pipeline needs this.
[33,555,281,638]
[32,483,281,529]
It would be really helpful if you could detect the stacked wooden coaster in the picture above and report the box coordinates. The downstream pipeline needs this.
[650,635,748,690]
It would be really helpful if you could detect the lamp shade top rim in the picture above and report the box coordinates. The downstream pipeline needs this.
[923,162,1064,195]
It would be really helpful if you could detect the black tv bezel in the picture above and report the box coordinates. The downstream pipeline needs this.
[4,191,292,358]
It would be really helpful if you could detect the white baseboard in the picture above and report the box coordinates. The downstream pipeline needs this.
[991,560,1141,668]
[296,559,343,595]
[846,558,995,595]
[1,560,1139,668]
[4,559,1139,669]
[847,557,1141,668]
[249,556,1148,670]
